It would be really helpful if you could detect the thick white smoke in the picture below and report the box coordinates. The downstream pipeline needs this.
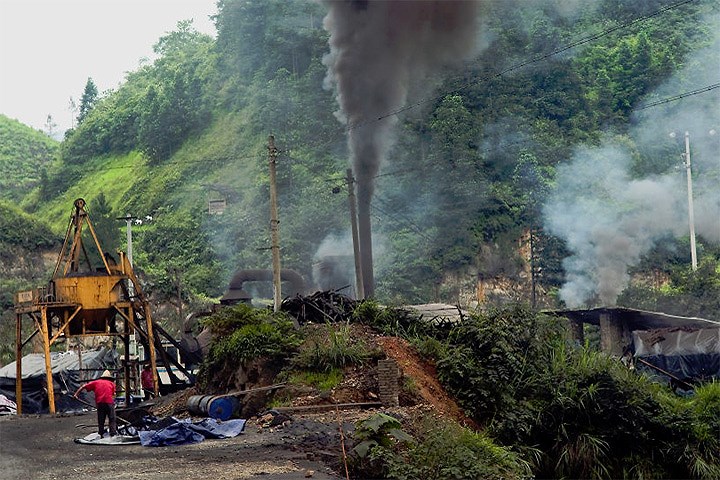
[544,16,720,308]
[544,142,688,306]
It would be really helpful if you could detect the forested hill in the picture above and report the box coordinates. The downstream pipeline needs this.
[5,0,720,328]
[0,115,58,202]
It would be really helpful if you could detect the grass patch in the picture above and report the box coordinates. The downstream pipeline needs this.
[349,414,531,480]
[293,323,376,372]
[286,368,344,391]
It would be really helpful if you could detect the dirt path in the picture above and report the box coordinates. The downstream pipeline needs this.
[376,336,475,427]
[0,412,347,480]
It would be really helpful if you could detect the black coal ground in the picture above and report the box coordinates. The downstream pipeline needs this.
[0,411,349,479]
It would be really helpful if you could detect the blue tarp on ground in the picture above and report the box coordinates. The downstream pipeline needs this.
[138,417,246,447]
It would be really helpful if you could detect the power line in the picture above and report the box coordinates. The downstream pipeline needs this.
[373,0,698,123]
[369,200,435,246]
[281,0,701,181]
[52,0,702,184]
[636,82,720,110]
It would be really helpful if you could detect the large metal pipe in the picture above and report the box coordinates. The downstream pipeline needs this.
[221,269,306,304]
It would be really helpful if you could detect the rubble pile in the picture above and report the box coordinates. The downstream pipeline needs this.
[148,387,197,418]
[281,290,358,325]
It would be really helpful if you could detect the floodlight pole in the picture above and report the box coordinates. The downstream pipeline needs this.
[117,214,137,296]
[682,132,697,271]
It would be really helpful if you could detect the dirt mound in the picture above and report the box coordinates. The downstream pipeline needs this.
[147,386,197,417]
[376,336,475,427]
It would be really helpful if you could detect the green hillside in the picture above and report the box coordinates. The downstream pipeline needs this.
[5,0,720,322]
[1,1,719,476]
[0,115,58,201]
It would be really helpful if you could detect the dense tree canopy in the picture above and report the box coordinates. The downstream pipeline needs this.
[4,0,719,321]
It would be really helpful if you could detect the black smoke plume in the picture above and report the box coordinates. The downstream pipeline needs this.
[322,0,480,297]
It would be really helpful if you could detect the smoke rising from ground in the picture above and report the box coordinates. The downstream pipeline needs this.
[544,142,688,306]
[544,16,720,308]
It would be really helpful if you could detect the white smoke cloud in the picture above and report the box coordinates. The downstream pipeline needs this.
[544,142,688,306]
[544,13,720,308]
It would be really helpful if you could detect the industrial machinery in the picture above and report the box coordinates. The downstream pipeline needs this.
[13,198,195,414]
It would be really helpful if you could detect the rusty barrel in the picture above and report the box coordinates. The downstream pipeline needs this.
[186,395,239,421]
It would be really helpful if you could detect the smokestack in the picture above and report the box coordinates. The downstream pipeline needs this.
[323,0,480,297]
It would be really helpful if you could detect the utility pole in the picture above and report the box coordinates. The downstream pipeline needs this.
[117,214,136,266]
[346,169,365,299]
[530,227,537,309]
[683,131,698,271]
[117,214,137,296]
[268,135,282,312]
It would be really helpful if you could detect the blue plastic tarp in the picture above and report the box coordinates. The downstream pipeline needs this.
[138,417,246,447]
[139,422,204,446]
[188,418,247,439]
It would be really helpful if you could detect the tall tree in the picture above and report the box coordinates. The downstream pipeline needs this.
[77,78,98,125]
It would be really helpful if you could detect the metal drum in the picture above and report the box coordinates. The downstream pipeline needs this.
[187,395,239,420]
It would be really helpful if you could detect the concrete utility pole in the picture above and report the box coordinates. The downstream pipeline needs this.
[346,169,365,299]
[268,135,282,312]
[683,132,698,271]
[117,214,136,265]
[117,214,137,296]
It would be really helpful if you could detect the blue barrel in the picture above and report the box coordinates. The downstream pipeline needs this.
[207,396,239,421]
[187,395,239,420]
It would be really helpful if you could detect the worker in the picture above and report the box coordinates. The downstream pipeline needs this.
[74,369,118,437]
[141,364,155,400]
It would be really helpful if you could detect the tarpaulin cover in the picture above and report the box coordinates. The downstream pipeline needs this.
[138,422,205,446]
[633,328,720,356]
[188,418,247,438]
[138,417,246,447]
[0,348,118,413]
[636,354,720,384]
[0,394,17,415]
[74,432,141,445]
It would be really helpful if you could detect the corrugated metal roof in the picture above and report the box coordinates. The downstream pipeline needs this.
[547,307,720,331]
[0,347,117,379]
[404,303,467,323]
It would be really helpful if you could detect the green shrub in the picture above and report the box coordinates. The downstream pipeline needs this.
[293,323,376,372]
[354,300,404,334]
[410,335,448,362]
[434,305,720,479]
[436,305,565,427]
[349,413,414,478]
[350,414,530,480]
[199,304,301,383]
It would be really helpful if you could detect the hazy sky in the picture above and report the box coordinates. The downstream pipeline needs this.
[0,0,218,135]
